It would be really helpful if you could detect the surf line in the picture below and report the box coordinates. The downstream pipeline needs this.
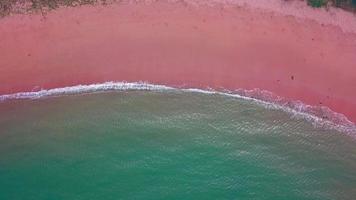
[0,81,355,135]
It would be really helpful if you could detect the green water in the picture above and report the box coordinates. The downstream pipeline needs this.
[0,91,355,200]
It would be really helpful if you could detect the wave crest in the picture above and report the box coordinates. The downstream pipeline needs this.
[0,81,355,135]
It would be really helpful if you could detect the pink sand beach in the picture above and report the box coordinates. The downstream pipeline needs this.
[0,0,355,123]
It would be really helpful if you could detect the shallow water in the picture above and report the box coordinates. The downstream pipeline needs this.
[0,91,355,199]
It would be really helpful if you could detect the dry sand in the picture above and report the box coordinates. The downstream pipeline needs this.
[0,0,355,122]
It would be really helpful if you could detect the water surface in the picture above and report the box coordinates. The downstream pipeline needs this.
[0,91,355,199]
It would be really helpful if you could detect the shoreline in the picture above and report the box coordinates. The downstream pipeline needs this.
[1,1,356,123]
[1,81,355,135]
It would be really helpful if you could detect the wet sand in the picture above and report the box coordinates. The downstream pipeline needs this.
[0,1,356,122]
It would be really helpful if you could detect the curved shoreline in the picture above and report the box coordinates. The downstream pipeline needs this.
[1,81,355,135]
[1,1,356,123]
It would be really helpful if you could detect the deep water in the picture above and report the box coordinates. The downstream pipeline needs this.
[0,91,355,200]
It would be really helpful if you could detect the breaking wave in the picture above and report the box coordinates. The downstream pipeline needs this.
[0,81,355,135]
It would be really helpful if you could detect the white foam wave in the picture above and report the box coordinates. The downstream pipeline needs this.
[0,82,173,101]
[0,81,355,135]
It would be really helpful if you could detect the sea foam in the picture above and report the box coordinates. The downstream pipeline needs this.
[0,81,355,135]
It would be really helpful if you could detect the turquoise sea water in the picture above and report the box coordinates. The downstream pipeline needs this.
[0,90,355,199]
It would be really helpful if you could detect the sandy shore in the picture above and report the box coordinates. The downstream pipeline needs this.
[0,1,356,123]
